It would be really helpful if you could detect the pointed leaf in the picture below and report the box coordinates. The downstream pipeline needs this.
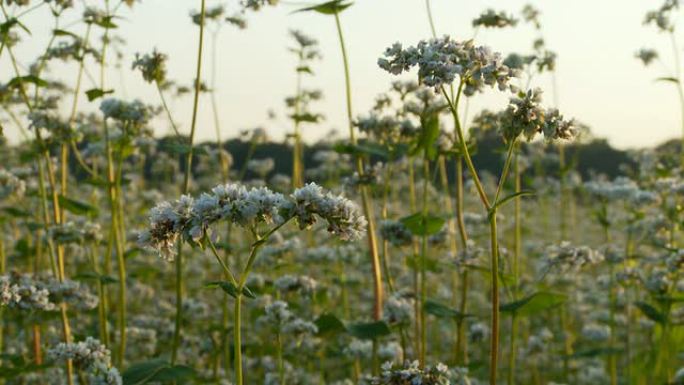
[347,321,391,340]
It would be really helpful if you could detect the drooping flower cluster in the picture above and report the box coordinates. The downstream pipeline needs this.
[369,361,450,385]
[472,9,518,28]
[1,273,98,311]
[48,337,121,385]
[378,37,516,95]
[499,88,575,141]
[139,183,366,260]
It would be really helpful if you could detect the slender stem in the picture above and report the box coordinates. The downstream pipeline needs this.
[156,81,181,137]
[419,155,430,366]
[333,9,383,320]
[172,0,206,364]
[425,0,437,38]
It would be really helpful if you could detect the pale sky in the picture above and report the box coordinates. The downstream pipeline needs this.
[1,0,680,149]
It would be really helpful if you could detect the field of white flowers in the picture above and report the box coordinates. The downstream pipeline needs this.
[2,0,684,384]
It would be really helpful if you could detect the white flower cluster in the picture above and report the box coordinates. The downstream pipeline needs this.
[246,158,275,177]
[383,292,413,325]
[100,98,152,126]
[48,337,121,385]
[584,177,659,205]
[259,300,318,336]
[1,273,98,311]
[49,220,103,244]
[370,361,450,385]
[140,183,366,260]
[500,88,575,141]
[241,0,278,11]
[378,37,516,95]
[273,274,318,296]
[0,168,26,201]
[541,242,604,273]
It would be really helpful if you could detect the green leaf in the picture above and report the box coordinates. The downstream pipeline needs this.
[405,255,442,273]
[347,320,391,340]
[294,0,353,15]
[74,272,118,285]
[424,299,468,321]
[8,75,47,88]
[500,291,566,316]
[314,313,346,336]
[333,142,389,159]
[1,207,31,218]
[205,281,256,299]
[489,190,535,218]
[122,359,168,385]
[53,29,79,38]
[148,365,195,382]
[58,195,99,216]
[400,212,445,236]
[85,88,114,101]
[635,301,666,324]
[655,76,680,84]
[94,16,118,29]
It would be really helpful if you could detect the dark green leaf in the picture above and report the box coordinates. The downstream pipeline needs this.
[635,301,666,324]
[58,195,99,216]
[85,88,114,101]
[400,212,445,236]
[655,76,680,84]
[347,320,391,340]
[294,0,353,15]
[315,313,346,336]
[122,359,168,385]
[424,299,468,320]
[500,291,566,316]
[489,190,535,218]
[8,75,47,88]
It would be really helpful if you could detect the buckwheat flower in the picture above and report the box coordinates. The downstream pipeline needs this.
[48,337,112,370]
[100,98,153,126]
[274,274,317,296]
[370,360,450,385]
[5,0,30,6]
[378,341,402,362]
[49,337,121,385]
[644,0,679,32]
[242,0,278,11]
[0,276,20,306]
[469,322,489,342]
[541,242,604,273]
[521,4,541,28]
[472,9,518,28]
[290,183,367,241]
[132,50,168,84]
[383,293,413,325]
[645,269,671,294]
[581,323,610,342]
[584,177,641,201]
[674,367,684,384]
[500,88,576,141]
[343,339,372,360]
[282,318,318,336]
[246,158,275,177]
[0,168,25,201]
[261,300,293,329]
[379,220,413,247]
[636,48,659,66]
[138,196,194,260]
[378,36,516,94]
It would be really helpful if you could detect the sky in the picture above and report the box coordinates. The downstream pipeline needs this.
[1,0,681,149]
